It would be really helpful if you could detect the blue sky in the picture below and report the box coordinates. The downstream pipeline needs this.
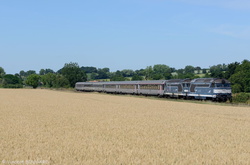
[1,0,250,74]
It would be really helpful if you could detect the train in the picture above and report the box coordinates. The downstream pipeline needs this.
[75,78,232,102]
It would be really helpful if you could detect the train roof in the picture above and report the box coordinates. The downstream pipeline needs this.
[106,80,166,85]
[138,80,166,85]
[105,81,139,85]
[76,81,105,85]
[191,78,230,83]
[76,80,167,85]
[76,78,230,85]
[166,79,191,83]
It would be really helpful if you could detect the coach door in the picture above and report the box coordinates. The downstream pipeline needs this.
[159,84,164,95]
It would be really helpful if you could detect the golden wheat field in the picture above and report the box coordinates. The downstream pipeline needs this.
[0,89,250,165]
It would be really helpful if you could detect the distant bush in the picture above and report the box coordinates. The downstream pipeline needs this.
[3,84,23,88]
[232,93,250,104]
[232,84,243,93]
[25,74,40,89]
[1,74,23,88]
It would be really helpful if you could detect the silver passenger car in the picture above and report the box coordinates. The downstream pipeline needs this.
[75,80,167,96]
[137,80,166,96]
[75,82,104,92]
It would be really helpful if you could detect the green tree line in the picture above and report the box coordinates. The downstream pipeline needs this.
[0,60,250,94]
[0,62,86,89]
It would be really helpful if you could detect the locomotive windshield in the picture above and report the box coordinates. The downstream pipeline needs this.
[215,83,231,87]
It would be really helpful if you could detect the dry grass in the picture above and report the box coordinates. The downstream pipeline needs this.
[0,89,250,165]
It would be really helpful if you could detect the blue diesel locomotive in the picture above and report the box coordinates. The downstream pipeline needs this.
[75,78,232,102]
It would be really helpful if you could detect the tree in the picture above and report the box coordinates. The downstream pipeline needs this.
[26,70,36,76]
[153,64,170,73]
[182,65,197,78]
[184,65,195,74]
[19,70,37,79]
[135,69,145,76]
[224,62,240,79]
[175,67,198,79]
[39,69,46,75]
[195,67,201,70]
[41,73,70,88]
[39,69,54,75]
[25,74,40,88]
[131,74,143,81]
[53,75,70,88]
[231,84,243,93]
[209,64,228,78]
[81,66,97,73]
[3,74,21,84]
[121,69,135,77]
[110,75,126,81]
[61,62,87,87]
[170,67,176,73]
[202,69,208,74]
[90,72,98,80]
[144,66,153,80]
[203,72,211,78]
[96,68,110,79]
[2,74,22,88]
[152,64,172,80]
[19,70,26,77]
[110,70,126,81]
[0,67,5,78]
[41,73,57,88]
[0,67,5,87]
[152,73,163,80]
[229,60,250,92]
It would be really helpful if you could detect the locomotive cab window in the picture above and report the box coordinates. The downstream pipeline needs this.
[183,83,190,87]
[216,83,231,87]
[196,84,209,88]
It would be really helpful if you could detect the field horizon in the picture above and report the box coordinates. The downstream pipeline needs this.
[1,88,250,164]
